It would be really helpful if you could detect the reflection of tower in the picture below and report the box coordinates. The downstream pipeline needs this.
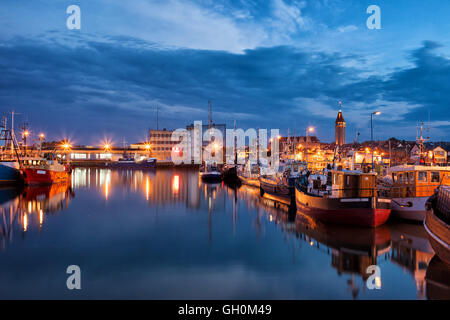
[335,104,346,146]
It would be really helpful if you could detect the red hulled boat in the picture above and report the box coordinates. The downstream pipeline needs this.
[20,158,71,185]
[295,170,391,228]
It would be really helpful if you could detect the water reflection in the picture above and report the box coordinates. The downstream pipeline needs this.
[0,168,447,299]
[0,183,73,249]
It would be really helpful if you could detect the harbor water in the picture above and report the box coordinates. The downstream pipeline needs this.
[0,168,446,299]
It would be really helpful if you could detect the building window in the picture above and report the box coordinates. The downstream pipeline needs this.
[418,171,428,182]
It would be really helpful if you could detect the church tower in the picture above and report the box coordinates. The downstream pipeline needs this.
[335,104,346,146]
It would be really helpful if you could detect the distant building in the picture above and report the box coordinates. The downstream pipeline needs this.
[149,129,175,161]
[186,123,226,163]
[335,109,346,146]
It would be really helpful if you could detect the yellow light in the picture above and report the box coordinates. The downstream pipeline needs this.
[145,177,150,200]
[375,111,381,115]
[23,214,28,232]
[308,127,314,132]
[23,130,29,137]
[172,175,180,194]
[144,143,151,150]
[277,135,281,140]
[39,133,45,139]
[39,209,44,225]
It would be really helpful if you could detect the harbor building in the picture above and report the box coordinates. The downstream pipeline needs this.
[335,109,346,146]
[148,129,175,161]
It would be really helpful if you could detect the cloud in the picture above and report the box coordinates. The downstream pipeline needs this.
[0,35,448,143]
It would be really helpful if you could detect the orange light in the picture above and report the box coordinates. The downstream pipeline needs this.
[172,175,180,194]
[39,133,45,139]
[23,214,28,232]
[23,130,29,137]
[308,127,314,132]
[144,143,151,151]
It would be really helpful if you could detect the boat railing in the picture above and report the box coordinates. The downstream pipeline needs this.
[296,182,382,198]
[379,184,440,198]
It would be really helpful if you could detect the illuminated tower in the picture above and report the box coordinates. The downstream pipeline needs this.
[335,105,346,146]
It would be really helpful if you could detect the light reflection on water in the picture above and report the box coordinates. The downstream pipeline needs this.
[0,168,447,299]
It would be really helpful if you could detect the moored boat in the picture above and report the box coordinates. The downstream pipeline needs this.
[199,162,222,182]
[259,161,303,203]
[20,158,71,185]
[108,156,157,169]
[0,161,21,185]
[237,160,260,188]
[385,165,449,222]
[295,169,391,228]
[424,186,450,266]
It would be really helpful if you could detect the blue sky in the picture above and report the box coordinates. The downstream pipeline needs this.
[0,0,449,144]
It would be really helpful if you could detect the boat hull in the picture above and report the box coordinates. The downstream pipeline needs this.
[425,209,450,266]
[199,172,222,182]
[391,196,427,222]
[259,176,294,202]
[21,168,71,186]
[107,160,156,169]
[0,162,21,185]
[295,187,391,228]
[238,175,260,188]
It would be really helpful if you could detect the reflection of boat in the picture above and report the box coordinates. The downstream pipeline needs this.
[424,186,450,265]
[20,182,74,213]
[426,256,450,300]
[199,162,222,182]
[389,222,434,298]
[295,212,391,284]
[259,162,302,203]
[296,170,391,228]
[0,161,21,185]
[20,158,71,185]
[237,160,260,188]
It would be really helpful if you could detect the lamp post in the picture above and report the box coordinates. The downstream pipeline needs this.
[370,111,381,172]
[305,127,314,167]
[23,130,29,156]
[39,133,45,155]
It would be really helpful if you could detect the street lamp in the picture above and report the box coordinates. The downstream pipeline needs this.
[305,127,314,166]
[371,111,381,172]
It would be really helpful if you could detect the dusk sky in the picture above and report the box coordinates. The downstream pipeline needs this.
[0,0,449,145]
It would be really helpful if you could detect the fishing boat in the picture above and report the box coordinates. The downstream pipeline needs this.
[259,161,303,203]
[295,169,391,228]
[20,158,72,185]
[0,161,21,185]
[424,186,450,266]
[220,164,239,184]
[199,162,222,182]
[385,165,449,221]
[237,160,260,188]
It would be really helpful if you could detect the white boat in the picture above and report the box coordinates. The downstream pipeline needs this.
[385,165,450,222]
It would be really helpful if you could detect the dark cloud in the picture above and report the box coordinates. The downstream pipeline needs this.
[0,35,448,143]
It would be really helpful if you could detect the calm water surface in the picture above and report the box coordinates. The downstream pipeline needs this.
[0,168,447,299]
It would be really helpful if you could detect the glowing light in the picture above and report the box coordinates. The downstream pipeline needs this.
[23,130,30,137]
[39,209,44,225]
[308,126,314,132]
[145,177,150,200]
[39,133,45,139]
[309,241,314,246]
[277,135,281,140]
[374,111,381,115]
[23,214,28,232]
[172,175,180,194]
[144,143,151,151]
[105,183,109,200]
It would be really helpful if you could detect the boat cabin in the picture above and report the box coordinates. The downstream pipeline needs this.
[389,165,450,198]
[331,170,377,198]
